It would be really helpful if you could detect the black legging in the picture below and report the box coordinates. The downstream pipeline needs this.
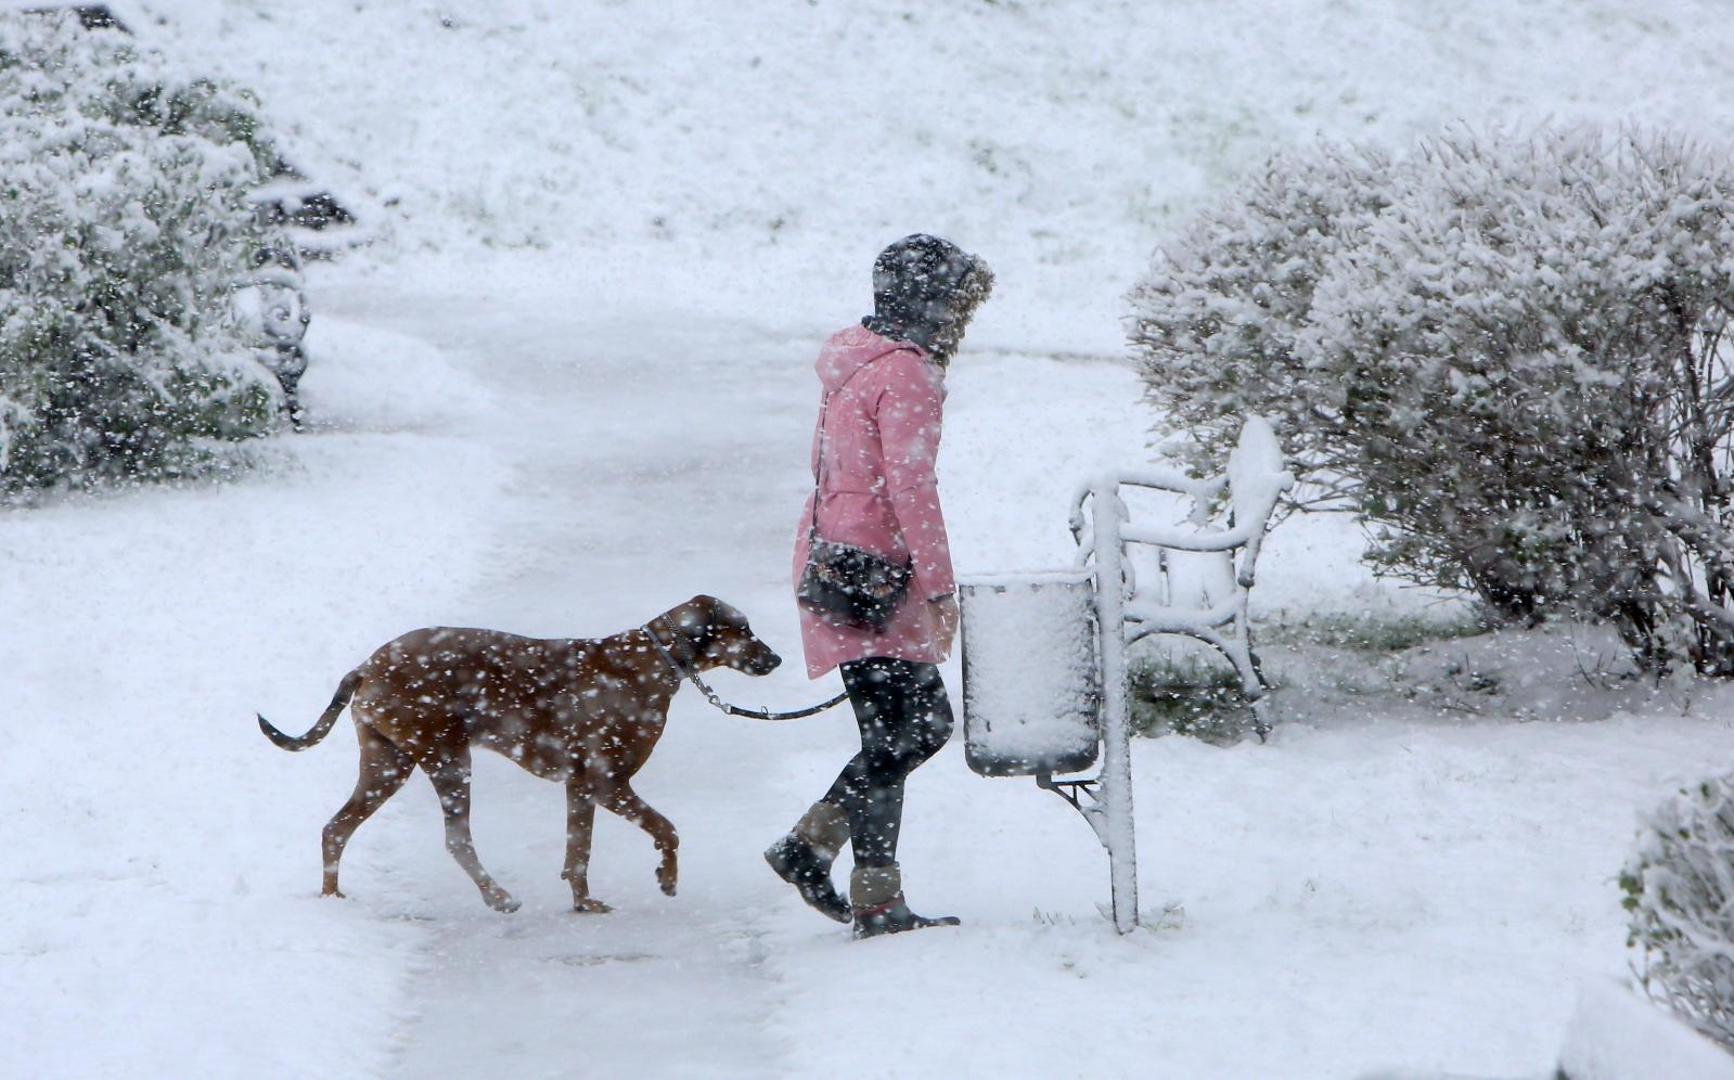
[820,657,954,867]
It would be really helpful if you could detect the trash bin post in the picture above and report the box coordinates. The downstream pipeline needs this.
[1091,476,1139,934]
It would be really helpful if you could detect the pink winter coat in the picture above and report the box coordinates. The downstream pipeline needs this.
[793,326,956,678]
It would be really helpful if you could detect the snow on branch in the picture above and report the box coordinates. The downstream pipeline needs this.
[1623,772,1734,1050]
[0,11,302,493]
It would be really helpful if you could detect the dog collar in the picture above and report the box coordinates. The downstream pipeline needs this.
[641,618,691,680]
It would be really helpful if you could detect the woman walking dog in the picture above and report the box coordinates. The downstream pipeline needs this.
[766,234,993,938]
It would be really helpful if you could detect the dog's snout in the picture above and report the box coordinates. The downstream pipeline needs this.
[752,641,782,674]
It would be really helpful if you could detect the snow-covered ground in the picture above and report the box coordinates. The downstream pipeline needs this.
[7,257,1729,1079]
[7,2,1734,1078]
[110,0,1734,353]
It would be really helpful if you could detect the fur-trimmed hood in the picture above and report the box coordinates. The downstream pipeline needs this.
[860,234,994,365]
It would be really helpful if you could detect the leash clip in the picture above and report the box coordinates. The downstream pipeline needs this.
[641,619,848,721]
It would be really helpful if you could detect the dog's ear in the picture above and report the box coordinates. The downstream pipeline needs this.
[679,595,715,625]
[693,596,751,634]
[679,596,750,653]
[672,595,716,643]
[711,599,748,630]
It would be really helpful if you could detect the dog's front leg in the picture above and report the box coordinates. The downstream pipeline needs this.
[599,782,679,898]
[563,779,610,913]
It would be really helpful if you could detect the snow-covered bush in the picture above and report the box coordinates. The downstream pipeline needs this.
[1126,144,1393,486]
[0,13,298,493]
[1131,129,1734,675]
[1622,772,1734,1050]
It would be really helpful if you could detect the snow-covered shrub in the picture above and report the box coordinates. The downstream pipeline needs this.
[0,13,297,492]
[1127,143,1393,485]
[1622,772,1734,1049]
[1131,129,1734,674]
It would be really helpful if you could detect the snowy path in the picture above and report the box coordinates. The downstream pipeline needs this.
[327,275,825,1077]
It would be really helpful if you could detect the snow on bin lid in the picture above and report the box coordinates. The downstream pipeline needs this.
[959,571,1100,778]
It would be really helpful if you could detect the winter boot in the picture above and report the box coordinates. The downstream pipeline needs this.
[849,863,960,939]
[764,801,851,923]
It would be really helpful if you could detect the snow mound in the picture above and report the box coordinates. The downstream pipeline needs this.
[1559,980,1734,1080]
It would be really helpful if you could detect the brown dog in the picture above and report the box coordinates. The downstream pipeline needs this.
[259,595,781,913]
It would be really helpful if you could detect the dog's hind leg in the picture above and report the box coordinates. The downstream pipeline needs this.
[321,722,414,898]
[598,781,680,898]
[562,779,610,913]
[424,749,520,913]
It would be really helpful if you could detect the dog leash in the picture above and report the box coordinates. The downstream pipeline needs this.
[642,620,849,721]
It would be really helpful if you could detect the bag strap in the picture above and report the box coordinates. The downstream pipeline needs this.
[807,393,829,544]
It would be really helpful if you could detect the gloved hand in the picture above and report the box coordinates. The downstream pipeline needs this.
[930,594,960,659]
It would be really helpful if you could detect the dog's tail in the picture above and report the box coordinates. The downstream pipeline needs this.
[258,669,364,752]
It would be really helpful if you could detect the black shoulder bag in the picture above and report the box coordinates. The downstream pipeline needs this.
[796,381,913,631]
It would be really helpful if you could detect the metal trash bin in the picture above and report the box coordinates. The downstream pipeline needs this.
[959,570,1101,777]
